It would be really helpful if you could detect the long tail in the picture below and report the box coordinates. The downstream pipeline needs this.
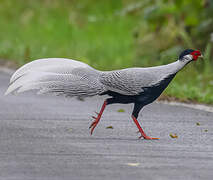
[5,58,106,97]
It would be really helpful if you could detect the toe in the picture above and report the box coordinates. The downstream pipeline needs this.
[144,136,159,140]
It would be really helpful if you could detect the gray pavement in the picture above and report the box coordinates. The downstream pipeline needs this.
[0,71,213,180]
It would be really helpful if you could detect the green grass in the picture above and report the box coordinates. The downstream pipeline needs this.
[0,0,213,104]
[0,0,137,69]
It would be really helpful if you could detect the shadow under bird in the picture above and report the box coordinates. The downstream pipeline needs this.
[5,49,203,140]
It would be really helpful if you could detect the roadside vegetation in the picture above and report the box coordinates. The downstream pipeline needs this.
[0,0,212,103]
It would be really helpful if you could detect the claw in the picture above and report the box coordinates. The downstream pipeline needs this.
[89,121,96,129]
[88,101,107,135]
[89,120,99,134]
[132,115,159,140]
[92,116,97,119]
[138,135,159,140]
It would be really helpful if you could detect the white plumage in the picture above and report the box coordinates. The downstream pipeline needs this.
[5,58,106,97]
[5,56,190,97]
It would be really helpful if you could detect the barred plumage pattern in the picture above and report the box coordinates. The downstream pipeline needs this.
[5,57,187,97]
[5,58,106,97]
[100,60,185,95]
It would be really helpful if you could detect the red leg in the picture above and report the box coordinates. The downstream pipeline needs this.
[89,101,107,135]
[131,115,159,140]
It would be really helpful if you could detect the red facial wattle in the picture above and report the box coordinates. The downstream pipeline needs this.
[190,50,201,61]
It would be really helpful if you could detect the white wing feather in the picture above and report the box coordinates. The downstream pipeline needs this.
[9,58,91,84]
[5,58,105,97]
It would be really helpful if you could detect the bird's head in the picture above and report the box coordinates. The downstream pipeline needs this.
[179,49,203,62]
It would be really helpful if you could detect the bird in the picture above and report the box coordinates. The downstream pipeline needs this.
[5,49,203,140]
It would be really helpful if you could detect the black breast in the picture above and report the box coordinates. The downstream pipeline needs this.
[100,73,176,105]
[137,73,176,105]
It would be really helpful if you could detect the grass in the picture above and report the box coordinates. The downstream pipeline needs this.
[0,0,213,104]
[0,0,137,69]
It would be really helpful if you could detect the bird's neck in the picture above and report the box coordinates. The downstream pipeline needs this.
[165,59,190,74]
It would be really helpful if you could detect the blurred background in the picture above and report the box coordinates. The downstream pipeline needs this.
[0,0,212,103]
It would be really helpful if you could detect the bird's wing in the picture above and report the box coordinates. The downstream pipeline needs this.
[100,66,176,96]
[5,58,106,97]
[9,58,91,84]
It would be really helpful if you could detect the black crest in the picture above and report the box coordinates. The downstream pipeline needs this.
[179,49,195,60]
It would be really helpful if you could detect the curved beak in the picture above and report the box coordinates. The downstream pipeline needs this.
[199,54,204,59]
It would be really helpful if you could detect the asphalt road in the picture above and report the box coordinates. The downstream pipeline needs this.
[0,71,213,180]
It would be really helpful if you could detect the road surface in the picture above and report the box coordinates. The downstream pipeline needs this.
[0,71,213,180]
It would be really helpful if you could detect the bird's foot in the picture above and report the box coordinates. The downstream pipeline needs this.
[89,101,107,135]
[133,116,159,140]
[89,114,101,135]
[137,131,159,140]
[138,134,159,140]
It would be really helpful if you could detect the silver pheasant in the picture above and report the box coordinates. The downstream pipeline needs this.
[5,49,202,139]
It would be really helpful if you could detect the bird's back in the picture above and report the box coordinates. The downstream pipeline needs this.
[100,61,181,96]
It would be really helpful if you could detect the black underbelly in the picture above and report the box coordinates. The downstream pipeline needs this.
[100,73,175,105]
[100,89,163,105]
[100,90,138,104]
